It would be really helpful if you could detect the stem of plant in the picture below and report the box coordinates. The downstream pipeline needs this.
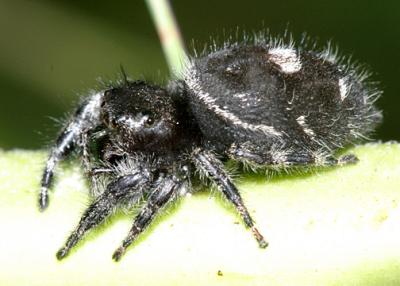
[145,0,187,75]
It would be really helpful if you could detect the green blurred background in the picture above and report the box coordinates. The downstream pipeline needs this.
[0,0,398,149]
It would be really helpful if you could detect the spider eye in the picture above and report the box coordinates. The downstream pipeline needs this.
[145,116,154,126]
[143,111,155,127]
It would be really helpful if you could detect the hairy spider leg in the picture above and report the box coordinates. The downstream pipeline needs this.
[112,175,182,261]
[39,93,103,210]
[81,132,93,174]
[229,144,359,167]
[56,172,150,260]
[80,131,111,192]
[193,149,268,248]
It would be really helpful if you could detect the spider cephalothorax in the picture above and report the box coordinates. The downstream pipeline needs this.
[39,34,382,261]
[100,81,183,152]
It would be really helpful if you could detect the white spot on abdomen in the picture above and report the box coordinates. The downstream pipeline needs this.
[296,115,315,137]
[339,78,349,101]
[268,48,302,74]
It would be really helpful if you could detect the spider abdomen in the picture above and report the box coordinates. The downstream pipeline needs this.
[184,43,382,153]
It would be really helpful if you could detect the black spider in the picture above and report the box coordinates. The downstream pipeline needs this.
[39,35,382,261]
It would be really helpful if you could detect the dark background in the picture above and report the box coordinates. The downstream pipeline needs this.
[1,0,399,149]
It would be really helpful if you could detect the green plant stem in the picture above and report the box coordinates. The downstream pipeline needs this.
[0,143,400,285]
[145,0,187,75]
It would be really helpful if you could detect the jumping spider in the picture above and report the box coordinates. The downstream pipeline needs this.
[39,35,382,261]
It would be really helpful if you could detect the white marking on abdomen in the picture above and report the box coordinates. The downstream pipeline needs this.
[268,48,302,74]
[185,67,282,137]
[338,78,349,101]
[296,115,315,137]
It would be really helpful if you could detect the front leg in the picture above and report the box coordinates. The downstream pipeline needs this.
[40,92,103,210]
[192,148,268,248]
[112,174,183,261]
[57,171,152,260]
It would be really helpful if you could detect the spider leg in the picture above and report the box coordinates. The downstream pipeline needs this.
[192,149,268,249]
[336,153,359,165]
[112,175,182,261]
[56,172,151,260]
[278,151,359,167]
[40,92,103,210]
[229,143,359,167]
[81,132,92,174]
[81,131,109,192]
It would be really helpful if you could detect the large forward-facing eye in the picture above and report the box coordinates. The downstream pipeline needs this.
[143,111,155,127]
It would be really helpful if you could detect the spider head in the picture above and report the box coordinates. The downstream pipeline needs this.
[100,81,179,151]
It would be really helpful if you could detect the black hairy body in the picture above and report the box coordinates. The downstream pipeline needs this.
[39,35,382,261]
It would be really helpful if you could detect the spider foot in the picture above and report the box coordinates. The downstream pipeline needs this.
[338,153,359,165]
[112,246,126,262]
[251,226,269,248]
[39,189,49,211]
[56,248,69,260]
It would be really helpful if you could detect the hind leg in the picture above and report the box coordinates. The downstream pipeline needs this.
[192,149,268,249]
[228,143,358,167]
